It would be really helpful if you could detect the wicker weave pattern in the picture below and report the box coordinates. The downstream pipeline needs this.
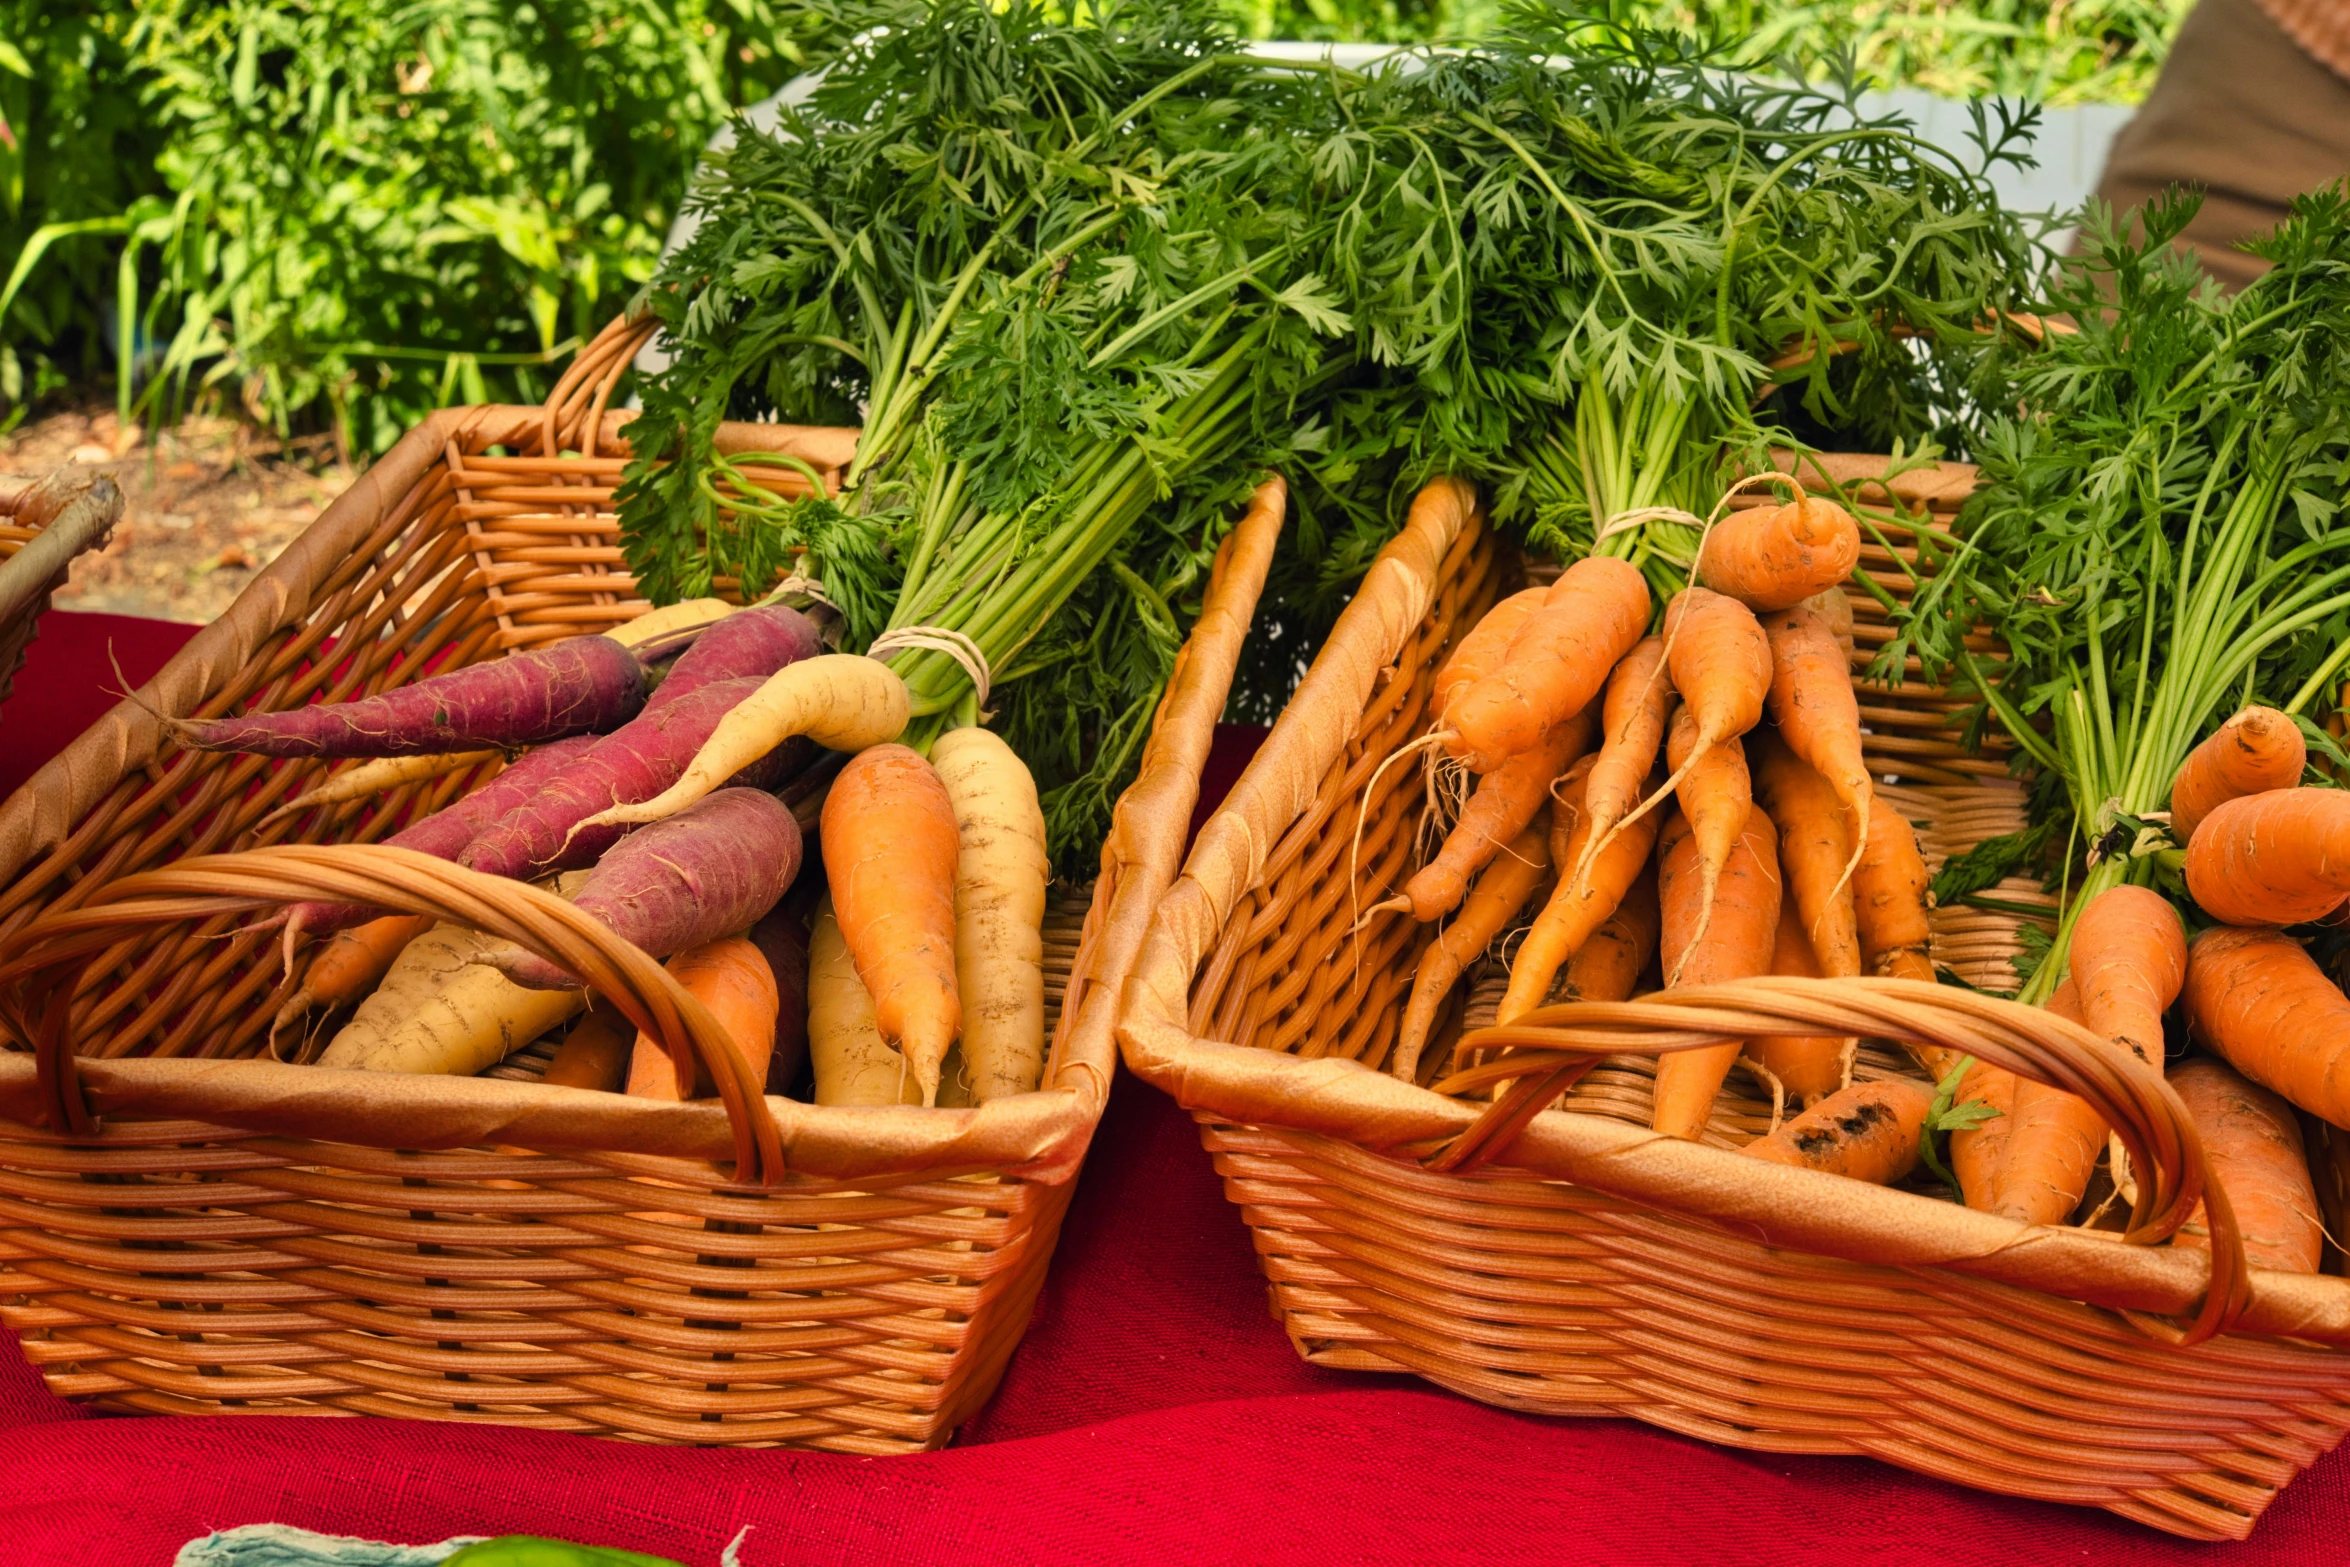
[1120,455,2350,1539]
[0,317,1279,1449]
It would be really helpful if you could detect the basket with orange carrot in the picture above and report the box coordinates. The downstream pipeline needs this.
[1119,189,2350,1543]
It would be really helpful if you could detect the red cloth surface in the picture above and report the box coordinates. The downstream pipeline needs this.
[2,612,2347,1564]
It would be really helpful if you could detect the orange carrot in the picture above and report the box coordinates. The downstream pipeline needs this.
[2067,884,2186,1071]
[1445,556,1649,773]
[1796,586,1855,661]
[1651,803,1781,1140]
[1977,977,2106,1226]
[542,1004,632,1093]
[1748,729,1859,978]
[2170,1057,2323,1273]
[1743,898,1849,1105]
[1596,587,1769,873]
[1949,1062,2015,1205]
[1763,604,1871,884]
[625,936,778,1101]
[1742,1078,1933,1183]
[820,743,963,1104]
[1698,493,1862,612]
[2171,706,2305,845]
[1435,585,1547,725]
[1567,635,1673,889]
[1663,705,1752,981]
[271,913,436,1039]
[1559,867,1659,1003]
[1850,797,1964,1081]
[2184,787,2350,927]
[1501,759,1661,1021]
[1393,821,1550,1081]
[1381,705,1592,922]
[2184,924,2350,1126]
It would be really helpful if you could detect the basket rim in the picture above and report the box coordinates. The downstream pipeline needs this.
[0,406,1282,1186]
[1113,452,2350,1348]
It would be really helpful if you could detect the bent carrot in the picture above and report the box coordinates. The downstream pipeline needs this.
[2170,1057,2323,1274]
[577,653,910,834]
[1568,635,1673,889]
[1763,604,1871,886]
[1445,555,1649,773]
[2185,787,2350,927]
[820,742,962,1104]
[1435,585,1547,724]
[1381,706,1591,923]
[259,751,500,828]
[1664,706,1752,981]
[1977,977,2106,1226]
[1698,492,1862,612]
[1651,803,1781,1141]
[1743,899,1849,1105]
[2184,924,2350,1126]
[625,936,778,1101]
[1501,759,1660,1021]
[807,898,922,1107]
[1742,1078,1933,1183]
[932,727,1050,1102]
[1748,731,1859,977]
[2068,883,2186,1071]
[2171,706,2305,845]
[1394,821,1549,1082]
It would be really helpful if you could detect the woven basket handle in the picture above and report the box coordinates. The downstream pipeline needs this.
[1438,975,2254,1344]
[541,311,660,460]
[0,843,786,1186]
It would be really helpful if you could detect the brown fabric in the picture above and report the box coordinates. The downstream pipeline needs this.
[2097,0,2350,289]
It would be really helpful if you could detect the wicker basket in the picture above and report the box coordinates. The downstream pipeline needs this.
[0,464,123,711]
[1119,454,2350,1539]
[0,316,1282,1452]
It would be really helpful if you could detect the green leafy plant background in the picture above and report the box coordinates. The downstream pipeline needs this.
[1,0,2182,449]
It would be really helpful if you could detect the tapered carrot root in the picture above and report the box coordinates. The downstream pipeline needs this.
[2170,1058,2323,1273]
[259,751,500,829]
[821,743,962,1104]
[1600,587,1769,880]
[271,912,437,1041]
[1796,586,1854,660]
[1386,706,1591,923]
[1698,493,1862,612]
[577,654,911,835]
[1950,1061,2015,1204]
[1743,899,1849,1104]
[1663,707,1752,983]
[1749,731,1859,977]
[2185,924,2350,1127]
[2185,787,2350,926]
[1500,759,1660,1022]
[1393,822,1550,1081]
[1651,804,1781,1141]
[1445,556,1649,773]
[1977,978,2106,1226]
[1851,797,1961,1081]
[2171,706,2306,845]
[1763,605,1871,886]
[932,727,1050,1102]
[1741,1078,1933,1182]
[1559,868,1658,1004]
[1435,585,1547,724]
[1568,635,1673,889]
[2068,884,2186,1070]
[807,898,923,1107]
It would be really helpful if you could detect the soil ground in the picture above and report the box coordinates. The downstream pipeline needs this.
[1,404,355,624]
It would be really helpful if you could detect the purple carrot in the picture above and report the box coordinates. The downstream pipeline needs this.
[283,734,602,939]
[489,789,804,990]
[646,604,822,714]
[172,636,646,757]
[749,905,811,1096]
[457,676,805,880]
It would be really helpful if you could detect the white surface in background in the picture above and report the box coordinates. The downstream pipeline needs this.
[637,43,2133,382]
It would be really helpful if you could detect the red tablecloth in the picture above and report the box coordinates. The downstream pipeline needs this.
[2,612,2346,1564]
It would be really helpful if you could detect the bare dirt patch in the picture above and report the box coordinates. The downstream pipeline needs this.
[1,405,355,624]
